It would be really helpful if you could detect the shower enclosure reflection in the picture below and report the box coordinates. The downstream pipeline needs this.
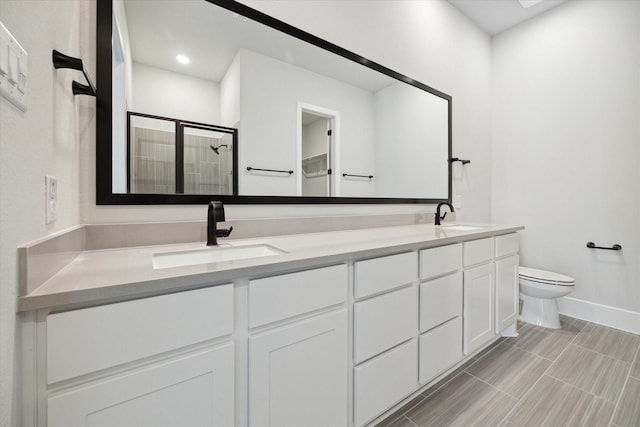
[126,113,237,195]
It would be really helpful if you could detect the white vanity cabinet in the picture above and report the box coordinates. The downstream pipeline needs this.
[495,234,520,333]
[46,285,235,427]
[418,244,463,384]
[353,253,419,427]
[48,344,234,427]
[463,238,497,355]
[248,265,348,427]
[24,227,523,427]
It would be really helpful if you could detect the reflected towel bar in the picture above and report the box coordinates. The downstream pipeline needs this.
[586,242,622,251]
[246,166,293,175]
[342,173,373,179]
[448,157,470,165]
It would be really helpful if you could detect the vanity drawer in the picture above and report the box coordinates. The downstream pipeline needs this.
[354,339,418,427]
[419,243,462,280]
[463,237,495,267]
[47,284,233,384]
[353,286,418,364]
[495,233,519,258]
[354,252,417,298]
[420,272,462,332]
[249,264,347,328]
[419,316,462,384]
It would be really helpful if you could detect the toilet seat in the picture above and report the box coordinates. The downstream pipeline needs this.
[519,266,574,286]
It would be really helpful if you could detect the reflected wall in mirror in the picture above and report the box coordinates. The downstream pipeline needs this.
[96,0,452,204]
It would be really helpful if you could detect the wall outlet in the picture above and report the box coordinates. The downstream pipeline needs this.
[45,175,57,224]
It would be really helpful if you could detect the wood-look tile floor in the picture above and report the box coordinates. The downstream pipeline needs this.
[378,316,640,427]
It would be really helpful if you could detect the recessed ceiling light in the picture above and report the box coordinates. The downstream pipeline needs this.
[518,0,543,8]
[176,54,190,64]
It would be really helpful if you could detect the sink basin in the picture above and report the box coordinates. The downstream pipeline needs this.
[152,244,285,269]
[439,224,484,231]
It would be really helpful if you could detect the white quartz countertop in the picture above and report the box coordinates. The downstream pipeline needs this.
[18,223,523,312]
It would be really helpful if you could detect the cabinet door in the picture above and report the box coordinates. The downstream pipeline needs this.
[48,343,234,427]
[354,339,418,427]
[463,263,496,355]
[419,317,462,385]
[249,310,348,427]
[420,272,462,333]
[354,286,418,363]
[496,255,519,333]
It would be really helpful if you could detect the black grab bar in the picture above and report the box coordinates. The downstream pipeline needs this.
[246,166,293,175]
[586,242,622,251]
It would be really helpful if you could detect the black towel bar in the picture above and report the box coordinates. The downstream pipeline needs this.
[342,173,373,179]
[246,166,293,175]
[586,242,622,251]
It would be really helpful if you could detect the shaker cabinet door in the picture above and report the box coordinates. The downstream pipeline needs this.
[495,255,519,333]
[48,343,234,427]
[249,310,348,427]
[463,263,496,355]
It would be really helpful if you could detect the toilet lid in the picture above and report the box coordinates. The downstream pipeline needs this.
[519,266,575,285]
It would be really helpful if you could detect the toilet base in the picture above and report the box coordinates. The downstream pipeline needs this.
[519,293,561,329]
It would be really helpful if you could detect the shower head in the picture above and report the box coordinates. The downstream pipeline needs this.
[210,144,229,155]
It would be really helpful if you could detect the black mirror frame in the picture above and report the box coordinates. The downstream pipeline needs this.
[96,0,452,205]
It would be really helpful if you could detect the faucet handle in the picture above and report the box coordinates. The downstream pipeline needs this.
[210,201,225,222]
[216,226,233,238]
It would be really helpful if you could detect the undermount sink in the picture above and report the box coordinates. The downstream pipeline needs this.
[152,244,285,269]
[439,224,484,231]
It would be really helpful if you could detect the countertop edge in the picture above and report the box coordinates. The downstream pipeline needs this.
[18,225,524,313]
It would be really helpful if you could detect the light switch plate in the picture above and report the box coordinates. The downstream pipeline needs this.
[0,21,27,112]
[45,176,57,224]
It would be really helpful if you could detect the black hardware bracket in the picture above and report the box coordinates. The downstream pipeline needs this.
[586,242,622,251]
[246,166,293,175]
[52,49,96,96]
[449,157,470,165]
[342,173,373,179]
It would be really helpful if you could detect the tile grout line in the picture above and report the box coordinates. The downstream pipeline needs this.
[572,323,640,363]
[496,320,590,426]
[402,414,419,427]
[607,340,640,427]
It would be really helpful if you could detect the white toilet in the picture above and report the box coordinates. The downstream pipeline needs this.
[518,266,575,329]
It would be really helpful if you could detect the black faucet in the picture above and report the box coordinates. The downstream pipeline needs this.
[207,201,233,246]
[435,202,454,226]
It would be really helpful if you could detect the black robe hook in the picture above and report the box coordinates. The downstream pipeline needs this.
[52,49,96,96]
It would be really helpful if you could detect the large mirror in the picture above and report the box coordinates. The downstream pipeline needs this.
[96,0,452,204]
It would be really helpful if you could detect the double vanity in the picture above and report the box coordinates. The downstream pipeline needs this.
[19,221,522,427]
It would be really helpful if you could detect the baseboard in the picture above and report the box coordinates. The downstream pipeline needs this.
[558,296,640,335]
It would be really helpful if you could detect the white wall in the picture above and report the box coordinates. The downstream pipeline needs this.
[219,51,241,128]
[238,49,375,197]
[82,0,492,222]
[131,62,220,124]
[374,81,449,199]
[0,1,90,425]
[492,0,640,325]
[240,0,492,220]
[111,0,133,193]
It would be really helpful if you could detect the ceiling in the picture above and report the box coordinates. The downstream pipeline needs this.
[447,0,568,35]
[123,0,393,91]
